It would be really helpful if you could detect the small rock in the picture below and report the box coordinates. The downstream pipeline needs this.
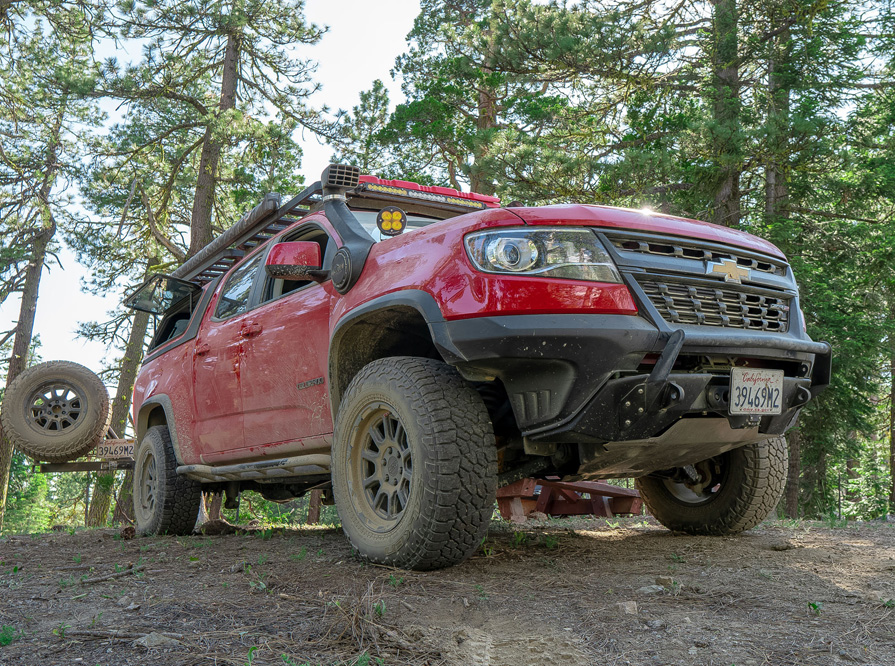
[637,585,665,595]
[655,576,674,588]
[688,647,698,655]
[617,601,638,615]
[116,596,130,607]
[134,632,180,648]
[770,541,795,551]
[126,603,141,611]
[645,619,664,629]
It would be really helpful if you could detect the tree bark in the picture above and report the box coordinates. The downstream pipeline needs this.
[470,69,497,196]
[188,31,241,258]
[764,22,791,221]
[785,430,801,518]
[709,0,741,227]
[87,259,158,527]
[889,294,895,513]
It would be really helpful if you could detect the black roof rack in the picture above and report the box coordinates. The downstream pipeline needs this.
[171,189,315,285]
[170,165,490,287]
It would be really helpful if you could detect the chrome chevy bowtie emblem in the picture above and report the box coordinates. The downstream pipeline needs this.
[707,259,750,284]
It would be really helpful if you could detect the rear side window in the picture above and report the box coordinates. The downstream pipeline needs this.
[214,255,262,319]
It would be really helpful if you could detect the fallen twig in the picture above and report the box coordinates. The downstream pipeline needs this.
[79,564,146,585]
[64,629,185,641]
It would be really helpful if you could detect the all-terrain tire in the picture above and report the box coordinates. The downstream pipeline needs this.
[636,436,788,535]
[134,426,202,536]
[332,357,497,570]
[0,361,112,463]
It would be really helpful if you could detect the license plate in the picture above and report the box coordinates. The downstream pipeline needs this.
[94,440,135,459]
[729,368,784,415]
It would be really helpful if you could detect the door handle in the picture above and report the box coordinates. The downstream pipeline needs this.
[194,342,210,357]
[241,322,263,338]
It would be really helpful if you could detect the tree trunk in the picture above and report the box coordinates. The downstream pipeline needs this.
[764,22,791,221]
[0,227,54,533]
[470,72,497,196]
[889,295,895,513]
[0,109,63,533]
[188,31,241,257]
[87,260,157,527]
[785,430,801,518]
[709,0,741,228]
[206,493,223,521]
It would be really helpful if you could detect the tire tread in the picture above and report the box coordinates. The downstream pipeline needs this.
[1,361,112,463]
[636,436,788,536]
[333,357,497,570]
[135,426,202,536]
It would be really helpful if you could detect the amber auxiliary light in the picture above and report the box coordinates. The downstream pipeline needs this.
[376,206,407,236]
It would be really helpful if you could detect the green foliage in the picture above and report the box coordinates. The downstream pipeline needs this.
[0,625,21,646]
[2,453,53,535]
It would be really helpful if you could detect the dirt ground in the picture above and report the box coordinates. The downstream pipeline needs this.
[0,516,893,666]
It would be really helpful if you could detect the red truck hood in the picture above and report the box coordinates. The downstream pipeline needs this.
[507,204,786,260]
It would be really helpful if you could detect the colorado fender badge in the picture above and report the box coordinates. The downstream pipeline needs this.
[297,377,324,391]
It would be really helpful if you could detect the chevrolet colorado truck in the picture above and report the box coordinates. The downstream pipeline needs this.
[3,164,831,569]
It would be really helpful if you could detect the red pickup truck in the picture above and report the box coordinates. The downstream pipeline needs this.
[3,164,830,569]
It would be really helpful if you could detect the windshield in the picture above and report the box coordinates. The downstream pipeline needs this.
[123,274,202,315]
[350,210,441,242]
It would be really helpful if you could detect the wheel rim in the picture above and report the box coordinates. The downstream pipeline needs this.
[25,381,85,434]
[136,447,158,524]
[348,402,413,532]
[660,457,729,505]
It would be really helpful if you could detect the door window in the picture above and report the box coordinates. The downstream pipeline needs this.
[214,255,262,319]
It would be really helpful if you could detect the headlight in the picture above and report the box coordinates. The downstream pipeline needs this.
[465,227,622,283]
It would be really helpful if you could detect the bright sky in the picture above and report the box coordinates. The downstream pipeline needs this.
[0,0,420,381]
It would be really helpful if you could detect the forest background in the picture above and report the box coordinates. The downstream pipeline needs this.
[0,0,893,534]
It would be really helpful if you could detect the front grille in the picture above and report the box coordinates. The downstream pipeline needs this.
[610,237,786,276]
[640,279,790,332]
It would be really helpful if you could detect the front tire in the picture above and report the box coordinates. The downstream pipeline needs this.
[332,357,497,570]
[134,426,202,536]
[636,436,788,535]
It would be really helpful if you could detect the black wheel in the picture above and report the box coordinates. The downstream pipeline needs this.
[0,361,112,463]
[636,437,788,535]
[332,357,497,570]
[134,426,202,536]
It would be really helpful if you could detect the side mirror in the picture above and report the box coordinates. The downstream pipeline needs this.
[265,242,325,281]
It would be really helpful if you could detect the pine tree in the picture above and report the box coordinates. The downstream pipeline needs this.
[107,0,327,257]
[0,6,102,532]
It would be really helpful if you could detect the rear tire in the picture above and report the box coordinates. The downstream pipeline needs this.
[636,436,788,535]
[134,426,202,536]
[332,357,497,570]
[0,361,111,463]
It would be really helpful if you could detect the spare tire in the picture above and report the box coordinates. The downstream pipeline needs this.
[0,361,112,463]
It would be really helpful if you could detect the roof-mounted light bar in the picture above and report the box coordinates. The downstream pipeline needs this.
[353,176,500,213]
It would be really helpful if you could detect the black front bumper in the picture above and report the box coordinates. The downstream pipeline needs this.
[437,314,831,444]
